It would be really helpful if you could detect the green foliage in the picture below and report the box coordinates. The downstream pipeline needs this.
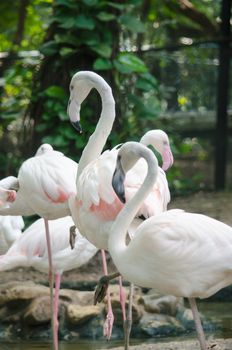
[0,0,223,193]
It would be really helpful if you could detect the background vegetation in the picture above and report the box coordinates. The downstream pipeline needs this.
[0,0,231,194]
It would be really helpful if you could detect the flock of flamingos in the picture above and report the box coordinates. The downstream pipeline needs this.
[0,71,232,350]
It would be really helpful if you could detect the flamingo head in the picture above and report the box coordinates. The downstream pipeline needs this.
[68,72,96,133]
[112,142,156,203]
[35,143,53,156]
[140,129,174,171]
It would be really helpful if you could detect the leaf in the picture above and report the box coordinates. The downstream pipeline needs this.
[135,74,158,91]
[58,110,69,121]
[59,47,76,57]
[81,0,98,6]
[107,2,126,10]
[75,15,95,30]
[56,0,77,9]
[43,86,67,100]
[96,12,116,22]
[42,135,69,147]
[54,34,79,46]
[93,58,113,70]
[118,14,145,33]
[58,17,77,29]
[90,44,112,58]
[40,41,58,56]
[114,53,147,74]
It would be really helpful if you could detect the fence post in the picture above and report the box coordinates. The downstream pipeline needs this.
[214,0,231,190]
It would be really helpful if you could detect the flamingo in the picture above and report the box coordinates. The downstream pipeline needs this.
[67,71,173,340]
[0,215,24,254]
[0,215,98,348]
[109,141,232,350]
[0,144,78,350]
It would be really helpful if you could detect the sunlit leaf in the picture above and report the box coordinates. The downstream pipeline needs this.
[114,53,147,73]
[93,58,113,70]
[59,47,76,57]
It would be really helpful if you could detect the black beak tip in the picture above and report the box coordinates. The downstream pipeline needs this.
[71,121,82,134]
[121,194,126,204]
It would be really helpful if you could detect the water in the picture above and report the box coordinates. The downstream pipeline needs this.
[0,340,124,350]
[1,301,232,349]
[198,301,232,338]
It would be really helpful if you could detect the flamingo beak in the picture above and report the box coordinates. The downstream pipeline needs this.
[112,156,126,204]
[162,145,174,171]
[71,121,82,133]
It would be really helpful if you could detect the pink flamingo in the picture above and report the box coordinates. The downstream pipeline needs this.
[109,141,232,350]
[0,144,78,350]
[67,71,173,340]
[0,215,98,349]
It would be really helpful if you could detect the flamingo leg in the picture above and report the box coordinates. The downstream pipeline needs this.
[124,283,134,350]
[44,219,55,348]
[188,297,207,350]
[118,275,126,322]
[53,273,61,350]
[101,249,114,340]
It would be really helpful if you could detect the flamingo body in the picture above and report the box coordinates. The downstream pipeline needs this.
[18,151,78,219]
[0,216,24,254]
[0,216,98,273]
[110,208,232,299]
[71,147,170,250]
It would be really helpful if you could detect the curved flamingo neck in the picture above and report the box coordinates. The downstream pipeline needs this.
[76,76,115,181]
[108,146,158,260]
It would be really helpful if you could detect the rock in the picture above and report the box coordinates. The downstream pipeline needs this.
[59,288,94,305]
[140,313,184,337]
[139,292,183,316]
[0,281,49,306]
[23,296,51,325]
[109,296,143,326]
[66,304,102,325]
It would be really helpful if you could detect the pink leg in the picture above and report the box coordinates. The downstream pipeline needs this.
[53,273,61,350]
[44,219,55,348]
[118,275,126,322]
[101,249,114,340]
[188,297,207,350]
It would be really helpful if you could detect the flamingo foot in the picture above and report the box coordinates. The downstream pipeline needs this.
[94,272,120,305]
[103,309,114,340]
[69,225,76,249]
[94,275,110,304]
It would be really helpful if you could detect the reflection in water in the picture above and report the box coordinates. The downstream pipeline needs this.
[0,340,125,350]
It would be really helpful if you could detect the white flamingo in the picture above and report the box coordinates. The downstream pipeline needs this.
[0,215,98,347]
[0,144,78,350]
[0,215,24,254]
[109,141,232,350]
[67,71,173,340]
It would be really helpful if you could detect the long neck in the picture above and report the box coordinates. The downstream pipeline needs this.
[76,83,115,180]
[108,149,158,259]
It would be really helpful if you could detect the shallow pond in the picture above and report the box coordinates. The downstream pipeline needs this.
[1,301,232,350]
